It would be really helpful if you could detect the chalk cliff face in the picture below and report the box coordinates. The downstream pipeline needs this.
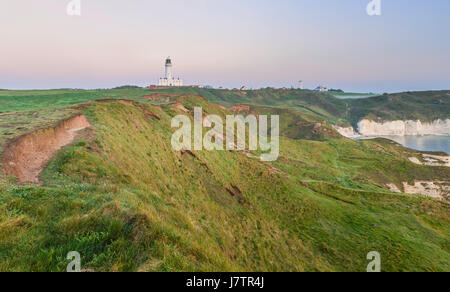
[357,119,450,136]
[333,126,361,138]
[387,181,450,202]
[334,119,450,138]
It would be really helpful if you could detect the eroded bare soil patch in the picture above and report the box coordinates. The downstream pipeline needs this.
[0,114,91,183]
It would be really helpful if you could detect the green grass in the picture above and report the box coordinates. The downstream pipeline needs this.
[0,88,152,113]
[0,88,160,153]
[0,96,448,272]
[347,90,450,126]
[142,88,450,128]
[331,92,379,99]
[1,88,448,128]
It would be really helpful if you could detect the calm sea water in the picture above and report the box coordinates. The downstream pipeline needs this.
[365,135,450,154]
[332,95,450,153]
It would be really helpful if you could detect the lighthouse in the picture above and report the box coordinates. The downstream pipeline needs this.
[164,57,173,80]
[159,57,183,87]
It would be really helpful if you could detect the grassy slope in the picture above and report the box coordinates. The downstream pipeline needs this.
[0,88,162,155]
[148,88,450,128]
[1,88,449,128]
[227,104,340,141]
[0,96,449,272]
[347,91,450,126]
[142,87,349,123]
[148,88,450,124]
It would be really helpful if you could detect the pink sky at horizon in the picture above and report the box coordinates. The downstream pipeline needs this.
[0,0,449,93]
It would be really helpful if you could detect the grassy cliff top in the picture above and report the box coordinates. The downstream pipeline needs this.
[0,96,449,271]
[1,88,449,127]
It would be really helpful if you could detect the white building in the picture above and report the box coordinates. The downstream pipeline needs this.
[158,57,183,87]
[299,80,304,90]
[314,85,328,92]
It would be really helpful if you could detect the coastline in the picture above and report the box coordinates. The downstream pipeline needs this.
[334,122,450,154]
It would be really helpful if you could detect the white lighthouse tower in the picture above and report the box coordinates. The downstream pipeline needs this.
[164,57,172,80]
[159,57,183,87]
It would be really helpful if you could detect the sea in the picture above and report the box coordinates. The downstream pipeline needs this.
[333,94,450,154]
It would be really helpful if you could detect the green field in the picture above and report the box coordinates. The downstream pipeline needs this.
[330,92,379,99]
[0,88,449,271]
[0,88,151,113]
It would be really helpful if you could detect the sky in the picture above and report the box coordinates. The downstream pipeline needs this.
[0,0,449,92]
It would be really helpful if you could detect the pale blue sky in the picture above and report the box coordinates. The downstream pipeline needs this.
[0,0,449,92]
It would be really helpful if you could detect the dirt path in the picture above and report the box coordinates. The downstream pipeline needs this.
[0,114,90,183]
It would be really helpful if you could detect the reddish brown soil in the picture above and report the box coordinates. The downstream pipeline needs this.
[171,103,189,112]
[143,94,208,102]
[142,93,178,101]
[229,105,251,113]
[213,103,227,110]
[0,114,91,183]
[95,99,134,105]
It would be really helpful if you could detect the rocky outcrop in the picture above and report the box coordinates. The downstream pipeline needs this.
[403,181,450,201]
[409,154,450,167]
[333,126,361,138]
[387,181,450,202]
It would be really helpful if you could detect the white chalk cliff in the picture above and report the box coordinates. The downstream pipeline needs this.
[333,126,361,138]
[357,119,450,136]
[334,119,450,138]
